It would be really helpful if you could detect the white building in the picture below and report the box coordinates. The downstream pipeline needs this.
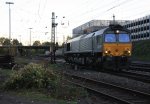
[123,15,150,41]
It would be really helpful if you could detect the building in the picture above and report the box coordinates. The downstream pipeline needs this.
[123,15,150,41]
[72,20,127,38]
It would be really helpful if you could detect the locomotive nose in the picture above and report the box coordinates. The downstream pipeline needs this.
[103,43,132,56]
[115,49,118,52]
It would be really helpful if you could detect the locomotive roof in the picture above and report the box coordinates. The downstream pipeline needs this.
[67,24,127,43]
[94,27,108,36]
[67,35,82,43]
[67,27,108,43]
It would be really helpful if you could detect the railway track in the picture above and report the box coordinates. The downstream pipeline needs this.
[54,59,150,103]
[56,59,150,71]
[103,70,150,84]
[64,72,150,104]
[56,59,150,83]
[55,59,150,103]
[56,59,150,81]
[130,61,150,72]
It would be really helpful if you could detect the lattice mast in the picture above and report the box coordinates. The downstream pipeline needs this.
[50,12,56,63]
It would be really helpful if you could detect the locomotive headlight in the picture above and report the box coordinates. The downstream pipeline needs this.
[115,30,120,34]
[104,50,111,55]
[123,50,131,56]
[128,50,131,54]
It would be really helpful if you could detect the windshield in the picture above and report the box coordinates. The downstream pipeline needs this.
[119,34,130,42]
[105,34,116,42]
[105,33,130,43]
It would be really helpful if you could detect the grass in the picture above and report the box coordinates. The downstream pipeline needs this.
[48,64,60,70]
[14,57,30,64]
[10,89,77,104]
[0,69,12,76]
[0,69,13,89]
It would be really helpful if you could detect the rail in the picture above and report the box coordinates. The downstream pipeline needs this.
[130,61,150,72]
[64,72,150,104]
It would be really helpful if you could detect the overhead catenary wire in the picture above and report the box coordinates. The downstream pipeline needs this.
[10,0,140,27]
[67,0,116,20]
[67,0,106,17]
[70,0,138,27]
[122,9,150,20]
[10,0,50,30]
[37,0,42,20]
[2,0,149,25]
[67,1,116,19]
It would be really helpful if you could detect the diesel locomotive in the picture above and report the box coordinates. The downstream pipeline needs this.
[64,24,132,71]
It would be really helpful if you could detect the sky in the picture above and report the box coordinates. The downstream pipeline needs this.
[0,0,150,45]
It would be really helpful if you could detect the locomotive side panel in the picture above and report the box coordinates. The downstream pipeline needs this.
[79,33,94,53]
[66,35,82,53]
[71,41,80,52]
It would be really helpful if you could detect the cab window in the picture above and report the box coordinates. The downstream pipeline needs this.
[105,34,116,42]
[66,43,70,51]
[96,35,102,45]
[119,34,130,42]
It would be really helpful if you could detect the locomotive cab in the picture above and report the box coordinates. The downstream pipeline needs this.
[102,25,132,70]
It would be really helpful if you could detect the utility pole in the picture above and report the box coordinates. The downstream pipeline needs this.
[19,35,21,44]
[29,28,32,46]
[6,2,14,55]
[51,12,57,63]
[113,14,115,24]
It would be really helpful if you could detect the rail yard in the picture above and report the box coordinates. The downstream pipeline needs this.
[1,0,150,103]
[0,50,150,104]
[0,24,150,104]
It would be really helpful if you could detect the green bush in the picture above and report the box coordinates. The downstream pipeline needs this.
[4,63,88,101]
[4,63,58,89]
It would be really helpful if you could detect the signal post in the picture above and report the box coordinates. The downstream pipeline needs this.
[50,12,57,63]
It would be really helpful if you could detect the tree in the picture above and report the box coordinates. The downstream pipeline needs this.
[18,43,23,46]
[0,37,6,45]
[12,39,20,45]
[42,41,51,46]
[66,36,72,41]
[33,40,41,46]
[3,38,11,46]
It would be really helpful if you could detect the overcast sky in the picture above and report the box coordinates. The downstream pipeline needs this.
[0,0,150,45]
